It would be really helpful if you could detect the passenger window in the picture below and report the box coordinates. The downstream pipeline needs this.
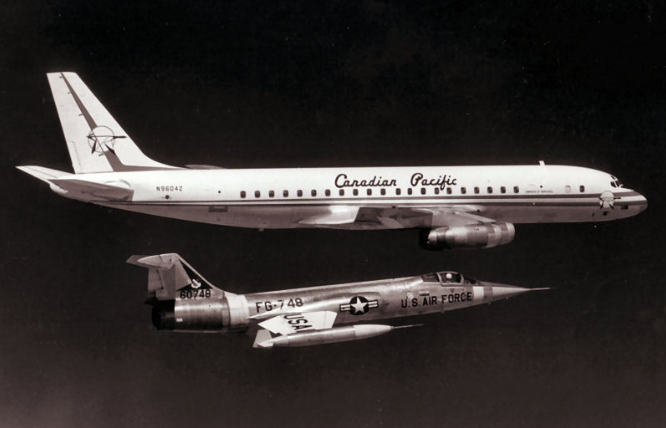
[421,188,426,195]
[325,189,331,197]
[487,187,493,194]
[269,190,275,198]
[513,186,519,193]
[446,187,452,194]
[339,189,345,196]
[579,185,585,193]
[474,187,479,194]
[565,185,571,193]
[461,187,467,194]
[311,189,317,197]
[254,191,260,198]
[283,190,289,197]
[500,186,506,194]
[381,188,386,196]
[297,190,303,197]
[407,188,413,195]
[240,191,246,199]
[434,188,440,195]
[353,189,359,196]
[367,189,372,196]
[396,188,402,196]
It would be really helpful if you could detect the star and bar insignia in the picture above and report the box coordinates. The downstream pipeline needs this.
[339,296,379,315]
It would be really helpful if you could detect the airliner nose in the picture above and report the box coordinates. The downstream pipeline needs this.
[637,194,648,212]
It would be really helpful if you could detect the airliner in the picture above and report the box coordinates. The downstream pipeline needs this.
[17,72,647,249]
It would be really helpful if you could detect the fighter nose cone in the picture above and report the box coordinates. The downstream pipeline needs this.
[483,282,550,302]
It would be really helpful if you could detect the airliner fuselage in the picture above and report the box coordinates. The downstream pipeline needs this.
[17,72,648,250]
[54,164,645,229]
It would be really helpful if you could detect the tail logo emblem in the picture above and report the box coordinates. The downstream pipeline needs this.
[87,126,125,155]
[191,278,202,289]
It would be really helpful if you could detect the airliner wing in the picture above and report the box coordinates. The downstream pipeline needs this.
[411,207,499,227]
[298,206,361,225]
[354,206,497,229]
[298,205,498,229]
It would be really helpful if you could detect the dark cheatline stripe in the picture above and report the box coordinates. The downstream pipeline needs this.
[102,190,644,206]
[104,198,646,208]
[60,73,175,173]
[103,191,642,206]
[60,73,97,130]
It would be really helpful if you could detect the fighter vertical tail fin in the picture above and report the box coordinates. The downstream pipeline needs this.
[127,253,223,301]
[47,72,179,173]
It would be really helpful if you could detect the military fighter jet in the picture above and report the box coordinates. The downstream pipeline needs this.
[18,72,647,250]
[128,253,547,348]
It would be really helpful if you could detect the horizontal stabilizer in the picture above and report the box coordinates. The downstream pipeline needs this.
[50,178,134,201]
[127,253,216,289]
[128,254,183,270]
[16,165,71,184]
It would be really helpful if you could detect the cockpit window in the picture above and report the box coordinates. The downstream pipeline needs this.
[464,277,478,285]
[421,273,440,283]
[438,271,462,284]
[610,175,623,188]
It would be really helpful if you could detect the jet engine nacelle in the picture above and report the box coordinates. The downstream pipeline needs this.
[420,222,515,250]
[151,296,248,332]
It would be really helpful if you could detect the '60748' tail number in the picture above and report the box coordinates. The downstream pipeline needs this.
[179,289,212,299]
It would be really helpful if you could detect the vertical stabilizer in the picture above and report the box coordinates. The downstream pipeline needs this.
[127,253,222,301]
[47,72,178,173]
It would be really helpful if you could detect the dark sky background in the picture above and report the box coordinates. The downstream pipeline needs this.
[1,1,665,427]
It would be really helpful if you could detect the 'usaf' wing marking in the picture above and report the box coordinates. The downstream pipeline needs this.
[258,311,337,336]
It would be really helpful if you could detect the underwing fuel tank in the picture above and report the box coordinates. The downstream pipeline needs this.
[255,324,395,348]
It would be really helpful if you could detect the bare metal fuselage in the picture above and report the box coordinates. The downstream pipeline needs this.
[160,269,532,334]
[131,252,542,347]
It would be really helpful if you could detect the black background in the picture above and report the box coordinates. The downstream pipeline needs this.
[1,1,665,427]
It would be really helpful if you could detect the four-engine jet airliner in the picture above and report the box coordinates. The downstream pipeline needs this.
[128,253,547,348]
[18,72,647,249]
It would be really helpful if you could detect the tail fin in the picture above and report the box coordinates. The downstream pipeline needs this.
[127,253,222,301]
[47,72,179,173]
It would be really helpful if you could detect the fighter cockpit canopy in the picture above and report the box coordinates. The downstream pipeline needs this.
[421,271,478,285]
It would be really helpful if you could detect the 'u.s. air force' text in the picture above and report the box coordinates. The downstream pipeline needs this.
[402,292,472,308]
